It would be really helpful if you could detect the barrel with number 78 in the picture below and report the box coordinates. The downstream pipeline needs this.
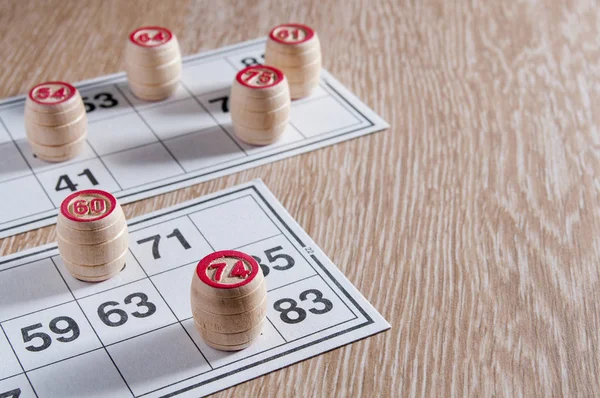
[57,189,129,282]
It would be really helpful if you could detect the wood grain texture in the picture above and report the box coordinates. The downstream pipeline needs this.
[1,0,599,396]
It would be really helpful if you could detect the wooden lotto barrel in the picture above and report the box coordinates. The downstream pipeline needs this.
[230,65,290,146]
[125,26,182,101]
[191,250,267,351]
[264,23,321,99]
[24,81,87,162]
[57,189,129,282]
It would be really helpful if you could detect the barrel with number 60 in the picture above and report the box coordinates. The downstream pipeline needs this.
[57,189,129,282]
[24,81,87,162]
[191,250,267,351]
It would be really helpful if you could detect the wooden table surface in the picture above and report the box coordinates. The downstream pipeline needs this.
[1,0,599,396]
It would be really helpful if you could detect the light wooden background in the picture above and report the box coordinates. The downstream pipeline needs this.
[1,0,599,396]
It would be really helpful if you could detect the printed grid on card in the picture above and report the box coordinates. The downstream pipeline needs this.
[0,38,388,239]
[0,180,389,398]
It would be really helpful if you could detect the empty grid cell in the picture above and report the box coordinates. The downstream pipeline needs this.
[107,323,210,396]
[188,195,279,250]
[150,262,195,321]
[164,127,245,173]
[16,139,97,173]
[223,122,304,154]
[182,317,285,368]
[0,178,53,242]
[0,116,12,143]
[181,59,238,95]
[291,85,328,102]
[54,251,146,300]
[101,143,183,189]
[79,85,132,122]
[0,258,71,322]
[27,349,132,398]
[0,329,22,379]
[2,301,101,371]
[129,217,213,276]
[35,158,121,207]
[0,374,36,398]
[290,95,361,138]
[0,104,26,140]
[87,112,157,156]
[0,142,30,183]
[118,82,190,110]
[139,98,217,141]
[78,279,177,346]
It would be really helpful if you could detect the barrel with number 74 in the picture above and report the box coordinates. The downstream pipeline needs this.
[191,250,267,351]
[57,189,129,282]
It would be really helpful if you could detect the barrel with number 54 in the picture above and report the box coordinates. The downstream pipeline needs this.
[24,81,87,162]
[191,250,267,351]
[57,189,129,282]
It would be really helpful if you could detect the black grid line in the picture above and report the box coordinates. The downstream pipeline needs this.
[0,163,379,398]
[49,257,135,397]
[0,39,380,237]
[0,324,39,397]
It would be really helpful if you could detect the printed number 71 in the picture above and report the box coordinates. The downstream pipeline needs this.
[136,228,190,259]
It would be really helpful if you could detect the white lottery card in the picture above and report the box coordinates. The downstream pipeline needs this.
[0,179,390,398]
[0,37,388,239]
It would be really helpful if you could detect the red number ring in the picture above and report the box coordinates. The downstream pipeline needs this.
[129,26,173,47]
[28,81,77,106]
[60,189,117,223]
[235,65,285,90]
[196,250,260,289]
[269,23,315,45]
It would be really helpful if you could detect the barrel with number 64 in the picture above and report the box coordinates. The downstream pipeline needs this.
[125,26,182,101]
[57,189,129,282]
[191,250,267,351]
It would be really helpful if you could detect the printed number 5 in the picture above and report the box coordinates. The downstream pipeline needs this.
[252,246,295,276]
[0,388,21,398]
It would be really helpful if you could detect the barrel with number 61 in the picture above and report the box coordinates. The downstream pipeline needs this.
[57,189,129,282]
[191,250,267,351]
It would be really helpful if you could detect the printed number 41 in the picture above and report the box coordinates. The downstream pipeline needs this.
[55,168,99,192]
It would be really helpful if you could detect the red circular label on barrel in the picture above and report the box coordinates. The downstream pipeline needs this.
[129,26,173,47]
[28,82,76,106]
[60,189,117,223]
[236,66,284,89]
[196,250,260,289]
[269,23,315,45]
